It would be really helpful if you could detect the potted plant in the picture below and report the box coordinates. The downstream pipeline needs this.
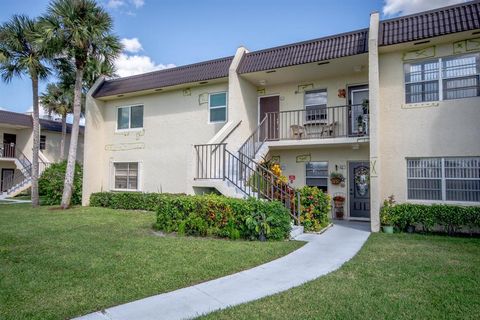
[333,195,345,207]
[333,195,345,219]
[380,195,396,234]
[330,172,345,185]
[357,114,364,133]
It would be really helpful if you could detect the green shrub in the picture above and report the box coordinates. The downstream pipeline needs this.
[89,192,182,211]
[155,194,292,241]
[39,161,82,205]
[296,186,331,232]
[382,202,480,235]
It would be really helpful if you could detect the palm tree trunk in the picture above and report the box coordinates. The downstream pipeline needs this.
[61,68,84,209]
[31,75,40,207]
[60,113,67,160]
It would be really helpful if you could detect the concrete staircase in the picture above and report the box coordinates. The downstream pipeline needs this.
[0,149,50,199]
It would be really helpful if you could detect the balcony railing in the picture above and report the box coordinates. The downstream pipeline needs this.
[264,104,369,141]
[1,143,16,158]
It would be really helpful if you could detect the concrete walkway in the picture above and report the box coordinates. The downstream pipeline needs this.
[75,222,370,320]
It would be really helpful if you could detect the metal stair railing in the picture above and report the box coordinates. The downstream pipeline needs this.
[194,143,300,224]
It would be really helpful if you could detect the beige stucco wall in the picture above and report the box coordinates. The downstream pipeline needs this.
[0,127,33,160]
[268,144,369,219]
[378,41,480,204]
[225,48,259,150]
[82,82,228,204]
[40,130,84,163]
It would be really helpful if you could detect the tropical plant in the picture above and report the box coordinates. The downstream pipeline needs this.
[246,211,272,241]
[39,160,83,205]
[380,195,396,226]
[40,0,122,208]
[40,82,73,159]
[0,15,50,207]
[297,186,331,232]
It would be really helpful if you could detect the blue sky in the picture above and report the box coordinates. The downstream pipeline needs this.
[0,0,465,114]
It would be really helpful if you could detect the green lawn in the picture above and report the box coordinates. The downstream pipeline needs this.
[202,233,480,320]
[0,204,303,320]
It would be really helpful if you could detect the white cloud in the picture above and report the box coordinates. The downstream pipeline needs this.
[383,0,466,17]
[114,53,175,77]
[0,107,7,111]
[131,0,145,8]
[106,0,125,9]
[121,38,143,53]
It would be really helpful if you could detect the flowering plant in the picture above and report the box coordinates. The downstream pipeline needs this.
[330,172,345,185]
[296,186,331,232]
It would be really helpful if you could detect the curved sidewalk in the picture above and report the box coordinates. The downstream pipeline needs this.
[75,222,370,320]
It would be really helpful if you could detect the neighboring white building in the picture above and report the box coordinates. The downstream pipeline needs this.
[0,110,84,196]
[82,1,480,231]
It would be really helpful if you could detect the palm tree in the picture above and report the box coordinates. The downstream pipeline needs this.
[40,82,72,159]
[0,15,50,207]
[40,0,121,209]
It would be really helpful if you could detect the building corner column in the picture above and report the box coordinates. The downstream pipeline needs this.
[368,11,381,232]
[82,77,106,206]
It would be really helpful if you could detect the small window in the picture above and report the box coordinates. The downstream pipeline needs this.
[209,92,227,123]
[114,162,139,190]
[40,135,46,150]
[306,161,329,192]
[117,105,143,130]
[407,157,480,202]
[304,89,327,122]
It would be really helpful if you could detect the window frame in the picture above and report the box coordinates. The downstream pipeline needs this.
[304,89,328,123]
[112,161,141,192]
[116,104,144,132]
[404,52,480,104]
[305,161,329,192]
[40,135,46,150]
[406,157,480,204]
[208,92,228,124]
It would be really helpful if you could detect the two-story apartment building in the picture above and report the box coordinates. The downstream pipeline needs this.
[0,110,84,196]
[82,1,480,231]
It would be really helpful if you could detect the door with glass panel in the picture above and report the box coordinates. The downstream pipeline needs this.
[348,85,369,136]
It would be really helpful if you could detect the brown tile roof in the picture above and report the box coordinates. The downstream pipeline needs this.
[93,56,234,98]
[379,0,480,46]
[237,29,369,74]
[39,118,84,134]
[0,110,32,127]
[91,1,480,96]
[0,110,83,134]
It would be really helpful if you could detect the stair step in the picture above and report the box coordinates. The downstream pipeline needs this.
[290,225,304,239]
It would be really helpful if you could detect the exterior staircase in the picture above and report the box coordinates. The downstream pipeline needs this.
[0,147,49,199]
[194,116,302,232]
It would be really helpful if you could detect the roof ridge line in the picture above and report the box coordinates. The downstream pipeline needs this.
[106,55,234,83]
[244,28,369,56]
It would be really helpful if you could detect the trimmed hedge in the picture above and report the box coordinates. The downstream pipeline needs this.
[383,203,480,235]
[89,192,183,211]
[297,186,331,232]
[39,161,83,205]
[155,194,292,241]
